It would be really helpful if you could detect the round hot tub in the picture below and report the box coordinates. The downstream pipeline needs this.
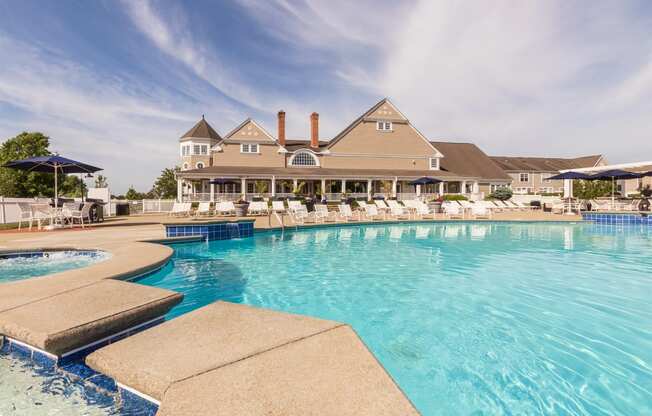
[0,249,111,283]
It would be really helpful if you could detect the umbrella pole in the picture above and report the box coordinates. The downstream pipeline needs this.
[611,177,615,210]
[54,163,58,208]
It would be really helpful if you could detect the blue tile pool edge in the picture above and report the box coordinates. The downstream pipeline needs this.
[1,335,159,414]
[165,220,254,241]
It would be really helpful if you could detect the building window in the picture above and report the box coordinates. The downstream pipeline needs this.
[541,173,553,183]
[539,187,553,193]
[196,162,204,169]
[513,187,532,194]
[183,163,189,170]
[490,183,508,192]
[241,143,259,153]
[429,158,439,170]
[193,144,201,155]
[519,173,530,182]
[200,145,208,155]
[290,152,318,166]
[376,121,392,131]
[181,145,190,156]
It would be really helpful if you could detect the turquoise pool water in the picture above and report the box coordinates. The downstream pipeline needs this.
[0,250,110,283]
[138,222,652,415]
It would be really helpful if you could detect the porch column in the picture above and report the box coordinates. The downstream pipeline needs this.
[177,179,183,202]
[416,184,421,197]
[341,179,346,193]
[563,179,572,198]
[367,179,372,200]
[209,182,215,202]
[392,178,397,198]
[461,180,467,195]
[473,181,479,194]
[271,176,276,197]
[241,178,246,198]
[438,182,444,196]
[293,178,298,190]
[321,179,326,198]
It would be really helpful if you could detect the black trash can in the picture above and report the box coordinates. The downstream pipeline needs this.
[115,202,130,216]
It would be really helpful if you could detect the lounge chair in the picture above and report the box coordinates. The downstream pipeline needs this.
[313,204,336,222]
[196,202,212,216]
[442,202,464,219]
[550,200,565,214]
[216,201,236,216]
[373,199,391,214]
[386,200,410,219]
[29,203,55,230]
[272,200,286,213]
[248,201,269,215]
[471,204,491,219]
[168,202,191,217]
[338,204,360,221]
[288,205,313,224]
[363,204,386,220]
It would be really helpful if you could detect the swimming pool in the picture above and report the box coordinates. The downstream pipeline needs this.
[137,222,652,415]
[0,250,110,283]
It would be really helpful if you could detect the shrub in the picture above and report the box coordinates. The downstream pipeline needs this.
[489,187,513,201]
[442,194,468,201]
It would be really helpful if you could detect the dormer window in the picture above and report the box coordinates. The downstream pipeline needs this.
[241,143,259,154]
[376,121,392,131]
[429,157,440,170]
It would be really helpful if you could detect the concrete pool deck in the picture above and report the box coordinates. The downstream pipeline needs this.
[87,302,419,415]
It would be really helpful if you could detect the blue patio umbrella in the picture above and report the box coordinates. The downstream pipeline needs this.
[2,155,102,207]
[547,171,592,180]
[208,178,237,185]
[587,169,642,208]
[408,177,442,185]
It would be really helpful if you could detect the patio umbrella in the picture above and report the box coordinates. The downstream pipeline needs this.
[587,169,642,208]
[547,171,592,180]
[208,178,237,185]
[408,177,442,185]
[2,155,102,207]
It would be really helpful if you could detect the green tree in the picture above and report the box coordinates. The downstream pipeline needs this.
[59,175,88,198]
[94,175,108,188]
[0,132,53,197]
[125,186,145,200]
[573,180,612,199]
[151,167,179,198]
[489,187,513,201]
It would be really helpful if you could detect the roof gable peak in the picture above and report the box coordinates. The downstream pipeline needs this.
[180,116,222,141]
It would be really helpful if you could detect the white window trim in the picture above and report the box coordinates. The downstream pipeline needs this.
[519,173,530,183]
[182,163,189,170]
[289,151,320,167]
[429,157,440,170]
[196,162,205,169]
[376,120,393,132]
[240,143,260,154]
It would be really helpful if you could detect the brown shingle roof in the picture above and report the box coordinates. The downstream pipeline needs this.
[489,155,603,172]
[181,116,222,141]
[431,142,512,180]
[283,139,329,151]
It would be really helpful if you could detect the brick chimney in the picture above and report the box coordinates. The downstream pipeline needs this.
[310,112,319,149]
[277,110,286,146]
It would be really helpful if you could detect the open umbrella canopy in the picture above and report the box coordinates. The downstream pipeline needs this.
[548,171,592,180]
[2,155,102,174]
[408,177,442,185]
[588,169,641,180]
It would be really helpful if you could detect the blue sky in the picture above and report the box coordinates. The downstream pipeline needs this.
[1,0,652,193]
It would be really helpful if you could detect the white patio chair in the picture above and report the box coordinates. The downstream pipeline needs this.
[216,201,236,216]
[196,202,212,216]
[363,204,386,220]
[67,202,93,228]
[413,200,437,219]
[30,203,55,230]
[373,199,391,213]
[272,200,286,213]
[338,204,360,221]
[248,201,269,215]
[288,205,313,224]
[16,202,34,230]
[168,202,186,217]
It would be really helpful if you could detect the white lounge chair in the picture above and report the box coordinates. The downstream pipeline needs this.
[196,202,212,216]
[373,199,391,214]
[442,202,464,219]
[272,200,286,213]
[288,205,313,224]
[471,204,491,219]
[168,202,191,217]
[386,200,410,219]
[413,200,437,219]
[314,204,336,222]
[363,204,385,220]
[216,201,236,216]
[338,204,360,221]
[248,201,269,215]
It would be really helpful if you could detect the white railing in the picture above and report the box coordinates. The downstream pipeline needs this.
[142,199,176,213]
[0,196,51,224]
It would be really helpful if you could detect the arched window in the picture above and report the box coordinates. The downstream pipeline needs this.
[196,162,204,169]
[183,163,189,170]
[290,151,318,167]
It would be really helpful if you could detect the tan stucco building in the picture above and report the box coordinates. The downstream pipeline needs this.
[176,99,513,201]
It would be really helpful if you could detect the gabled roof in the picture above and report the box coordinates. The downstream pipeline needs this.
[326,98,441,156]
[489,155,603,172]
[222,118,277,142]
[181,116,222,141]
[430,142,512,180]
